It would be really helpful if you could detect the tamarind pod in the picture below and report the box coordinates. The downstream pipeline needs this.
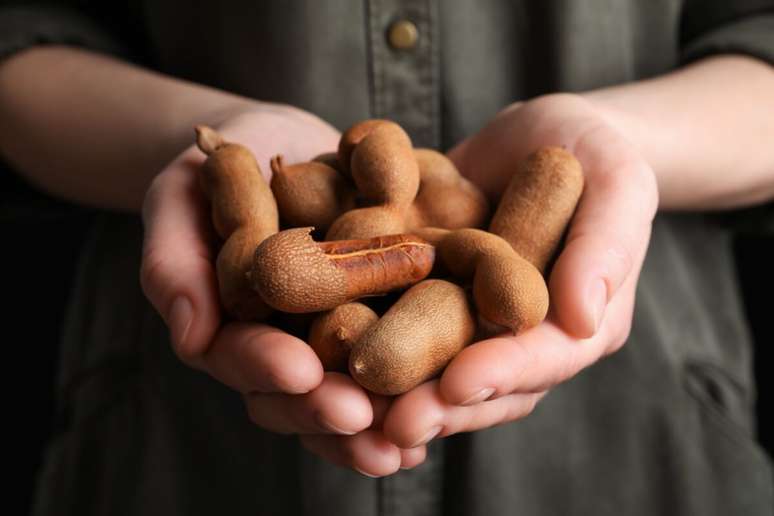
[337,119,395,176]
[418,228,549,334]
[308,303,379,372]
[327,121,419,240]
[406,148,490,230]
[195,125,278,320]
[349,279,475,396]
[325,205,406,241]
[489,146,584,272]
[472,253,548,333]
[350,122,419,208]
[250,227,435,313]
[270,155,357,230]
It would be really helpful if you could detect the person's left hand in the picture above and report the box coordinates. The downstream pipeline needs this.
[376,93,659,450]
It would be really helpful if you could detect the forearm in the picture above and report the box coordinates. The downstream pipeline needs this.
[585,55,774,210]
[0,46,258,211]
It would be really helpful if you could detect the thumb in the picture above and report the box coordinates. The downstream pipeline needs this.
[140,153,221,366]
[550,130,658,338]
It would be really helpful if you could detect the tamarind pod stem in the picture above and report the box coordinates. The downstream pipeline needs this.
[250,227,435,313]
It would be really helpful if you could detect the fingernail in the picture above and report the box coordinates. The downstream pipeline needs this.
[354,467,380,478]
[169,296,193,349]
[461,387,495,406]
[410,426,442,448]
[587,279,608,334]
[314,413,356,435]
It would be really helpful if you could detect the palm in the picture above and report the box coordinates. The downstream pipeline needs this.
[378,94,659,450]
[142,106,428,476]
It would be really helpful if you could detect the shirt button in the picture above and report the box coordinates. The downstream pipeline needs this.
[387,20,419,50]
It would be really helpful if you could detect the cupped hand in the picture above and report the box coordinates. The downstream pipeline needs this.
[382,93,659,449]
[139,105,424,476]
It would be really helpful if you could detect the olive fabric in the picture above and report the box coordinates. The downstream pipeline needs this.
[1,1,773,515]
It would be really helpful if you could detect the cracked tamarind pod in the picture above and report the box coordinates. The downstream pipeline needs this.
[249,227,435,313]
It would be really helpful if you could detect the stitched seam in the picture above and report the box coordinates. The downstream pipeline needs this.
[370,0,384,118]
[427,0,440,148]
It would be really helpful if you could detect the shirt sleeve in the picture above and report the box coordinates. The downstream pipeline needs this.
[679,2,774,234]
[0,3,133,219]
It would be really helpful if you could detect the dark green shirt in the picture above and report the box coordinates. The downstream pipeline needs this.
[2,1,773,515]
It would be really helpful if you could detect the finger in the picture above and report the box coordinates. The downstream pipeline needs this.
[203,322,323,394]
[551,126,658,338]
[399,445,427,470]
[140,152,220,366]
[299,430,403,478]
[440,272,639,405]
[244,373,372,435]
[384,381,543,449]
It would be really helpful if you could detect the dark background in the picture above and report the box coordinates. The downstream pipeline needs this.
[4,164,773,514]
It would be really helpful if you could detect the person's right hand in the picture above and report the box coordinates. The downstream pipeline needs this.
[139,105,426,476]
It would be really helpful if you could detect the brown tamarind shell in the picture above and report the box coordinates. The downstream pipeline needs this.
[270,155,356,231]
[406,148,490,230]
[489,146,584,272]
[418,228,549,334]
[349,279,475,395]
[195,126,278,321]
[338,119,395,176]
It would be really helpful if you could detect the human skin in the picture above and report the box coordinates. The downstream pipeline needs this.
[2,47,774,476]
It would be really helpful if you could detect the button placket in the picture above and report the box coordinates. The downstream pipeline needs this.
[365,2,443,511]
[365,0,440,149]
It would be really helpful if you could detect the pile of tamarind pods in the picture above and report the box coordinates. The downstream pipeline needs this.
[193,120,584,396]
